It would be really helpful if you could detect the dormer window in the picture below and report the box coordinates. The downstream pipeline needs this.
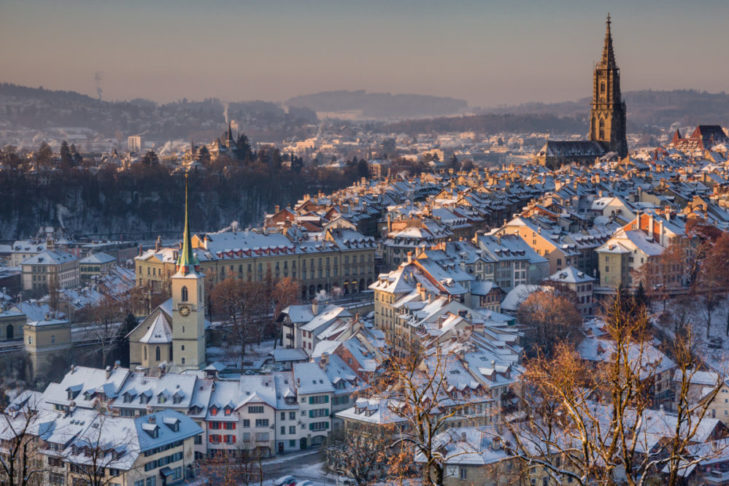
[142,422,159,438]
[163,416,180,432]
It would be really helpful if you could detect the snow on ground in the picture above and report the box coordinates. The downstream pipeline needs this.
[206,339,279,371]
[650,295,729,375]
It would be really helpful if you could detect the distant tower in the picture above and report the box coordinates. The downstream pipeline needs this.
[589,15,628,157]
[170,173,206,369]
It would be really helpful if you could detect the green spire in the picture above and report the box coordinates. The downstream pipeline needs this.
[176,173,199,274]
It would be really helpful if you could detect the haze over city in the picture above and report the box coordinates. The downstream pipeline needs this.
[2,0,728,106]
[3,2,729,486]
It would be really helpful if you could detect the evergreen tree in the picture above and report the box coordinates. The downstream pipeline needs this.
[36,141,53,167]
[235,133,252,161]
[70,143,83,166]
[142,150,159,167]
[60,141,73,168]
[634,281,649,310]
[198,146,211,165]
[357,158,369,179]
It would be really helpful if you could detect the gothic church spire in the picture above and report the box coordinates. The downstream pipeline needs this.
[601,14,616,68]
[176,172,199,275]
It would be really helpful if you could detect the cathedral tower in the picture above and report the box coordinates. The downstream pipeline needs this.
[170,173,206,369]
[589,15,628,157]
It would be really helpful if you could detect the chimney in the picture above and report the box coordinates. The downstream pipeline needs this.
[155,235,161,252]
[105,365,111,379]
[275,205,280,213]
[648,214,654,240]
[319,352,329,369]
[407,251,413,263]
[138,244,143,256]
[659,221,665,246]
[311,299,319,316]
[386,214,392,233]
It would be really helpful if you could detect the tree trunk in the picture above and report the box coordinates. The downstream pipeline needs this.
[706,300,713,338]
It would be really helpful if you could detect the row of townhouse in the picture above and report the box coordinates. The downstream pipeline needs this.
[1,391,200,486]
[26,352,369,461]
[135,226,376,301]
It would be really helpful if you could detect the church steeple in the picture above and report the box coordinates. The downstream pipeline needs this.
[176,173,199,275]
[589,14,628,157]
[601,14,616,69]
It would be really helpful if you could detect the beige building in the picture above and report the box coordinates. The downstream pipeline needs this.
[21,249,79,293]
[545,266,595,316]
[0,308,25,341]
[495,217,579,276]
[79,251,116,282]
[23,316,72,377]
[135,228,376,301]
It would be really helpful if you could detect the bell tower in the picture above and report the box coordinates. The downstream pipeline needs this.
[170,173,206,369]
[589,15,628,157]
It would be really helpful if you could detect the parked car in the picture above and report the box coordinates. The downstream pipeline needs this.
[274,476,297,486]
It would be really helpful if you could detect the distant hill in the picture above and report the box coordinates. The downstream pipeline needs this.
[287,90,469,120]
[0,83,318,145]
[484,90,729,130]
[381,113,585,136]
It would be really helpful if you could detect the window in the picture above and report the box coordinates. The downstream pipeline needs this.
[155,346,161,361]
[181,286,188,302]
[309,421,329,431]
[460,467,467,480]
[289,425,296,434]
[308,395,329,405]
[243,419,250,427]
[248,405,264,414]
[255,419,269,427]
[255,432,269,441]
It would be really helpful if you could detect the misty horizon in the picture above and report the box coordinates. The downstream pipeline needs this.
[2,0,728,108]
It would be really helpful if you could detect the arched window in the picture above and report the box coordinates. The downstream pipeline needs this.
[6,324,13,340]
[181,286,188,302]
[599,119,605,140]
[600,81,606,94]
[155,346,161,361]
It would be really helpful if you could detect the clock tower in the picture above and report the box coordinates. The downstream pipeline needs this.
[170,173,206,369]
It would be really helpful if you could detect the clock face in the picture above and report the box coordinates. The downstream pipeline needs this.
[179,305,190,316]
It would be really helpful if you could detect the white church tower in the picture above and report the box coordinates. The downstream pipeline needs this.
[170,173,206,369]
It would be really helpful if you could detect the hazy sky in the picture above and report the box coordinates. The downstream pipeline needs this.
[1,0,727,107]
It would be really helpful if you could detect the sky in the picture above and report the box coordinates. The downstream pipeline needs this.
[1,0,727,108]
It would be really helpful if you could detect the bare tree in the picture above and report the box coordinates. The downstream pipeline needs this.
[517,290,582,357]
[87,296,124,367]
[326,432,392,485]
[197,450,263,486]
[508,293,725,486]
[0,393,44,486]
[367,342,472,486]
[633,240,686,311]
[64,412,140,486]
[692,232,729,337]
